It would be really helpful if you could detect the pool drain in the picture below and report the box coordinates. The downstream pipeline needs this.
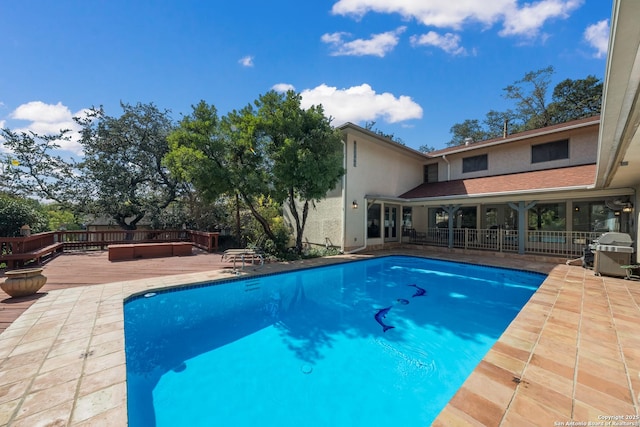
[301,364,313,374]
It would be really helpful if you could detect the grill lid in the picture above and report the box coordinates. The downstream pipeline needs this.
[595,232,633,246]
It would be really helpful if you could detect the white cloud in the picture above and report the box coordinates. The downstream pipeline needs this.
[239,55,254,67]
[299,83,423,124]
[410,31,467,55]
[583,19,609,59]
[272,83,296,93]
[331,0,511,29]
[5,101,86,155]
[11,101,72,123]
[331,0,583,39]
[500,0,583,37]
[321,27,406,57]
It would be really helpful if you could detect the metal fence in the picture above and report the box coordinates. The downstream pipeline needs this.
[407,228,602,258]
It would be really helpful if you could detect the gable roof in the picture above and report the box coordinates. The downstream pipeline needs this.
[338,122,428,160]
[398,164,596,200]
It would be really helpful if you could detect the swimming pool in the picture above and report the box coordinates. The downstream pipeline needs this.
[124,255,545,426]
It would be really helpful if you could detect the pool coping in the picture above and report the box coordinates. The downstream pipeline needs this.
[0,252,638,425]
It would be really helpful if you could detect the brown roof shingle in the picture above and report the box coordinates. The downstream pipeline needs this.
[399,164,596,199]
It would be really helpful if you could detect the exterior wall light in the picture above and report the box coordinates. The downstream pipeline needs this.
[352,200,358,209]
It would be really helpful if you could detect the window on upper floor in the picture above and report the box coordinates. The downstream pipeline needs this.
[423,163,438,182]
[531,139,568,163]
[462,154,488,173]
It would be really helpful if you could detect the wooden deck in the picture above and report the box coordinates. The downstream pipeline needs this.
[0,249,233,333]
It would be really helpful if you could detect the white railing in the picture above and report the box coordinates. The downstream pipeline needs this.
[525,230,601,257]
[405,228,602,258]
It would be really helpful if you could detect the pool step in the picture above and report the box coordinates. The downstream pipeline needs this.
[244,279,260,292]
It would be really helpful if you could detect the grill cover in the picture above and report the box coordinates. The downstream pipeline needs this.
[591,232,634,277]
[595,232,633,247]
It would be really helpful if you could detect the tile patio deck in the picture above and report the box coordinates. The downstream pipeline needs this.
[0,248,639,426]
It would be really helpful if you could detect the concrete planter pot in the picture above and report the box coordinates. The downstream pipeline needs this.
[1,268,48,297]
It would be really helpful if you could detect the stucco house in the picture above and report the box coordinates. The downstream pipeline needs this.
[300,0,640,262]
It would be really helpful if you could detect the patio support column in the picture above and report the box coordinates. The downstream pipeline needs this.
[444,205,461,248]
[509,201,537,254]
[381,202,385,249]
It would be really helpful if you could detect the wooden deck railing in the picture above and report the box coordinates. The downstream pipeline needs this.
[188,230,220,253]
[1,230,220,269]
[57,230,192,250]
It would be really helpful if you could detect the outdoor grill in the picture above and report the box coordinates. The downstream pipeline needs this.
[590,232,635,277]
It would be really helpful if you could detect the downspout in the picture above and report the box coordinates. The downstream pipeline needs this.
[442,154,451,181]
[340,140,347,253]
[347,196,368,254]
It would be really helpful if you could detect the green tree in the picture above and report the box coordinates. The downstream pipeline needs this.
[163,189,233,232]
[242,195,290,254]
[256,91,345,254]
[224,106,285,246]
[446,67,602,146]
[447,119,487,146]
[503,66,555,130]
[0,193,49,237]
[364,121,405,145]
[164,100,266,244]
[75,102,179,231]
[418,144,436,153]
[166,92,345,255]
[548,75,603,123]
[483,109,521,139]
[0,129,77,203]
[46,203,84,231]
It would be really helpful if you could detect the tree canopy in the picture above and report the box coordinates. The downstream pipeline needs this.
[2,92,344,253]
[447,66,603,146]
[0,128,76,202]
[1,102,180,231]
[74,102,179,230]
[258,91,345,253]
[0,193,48,237]
[165,91,344,254]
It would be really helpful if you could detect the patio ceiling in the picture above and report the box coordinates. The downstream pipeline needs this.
[596,0,640,189]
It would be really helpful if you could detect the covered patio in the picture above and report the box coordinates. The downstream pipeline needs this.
[362,163,634,259]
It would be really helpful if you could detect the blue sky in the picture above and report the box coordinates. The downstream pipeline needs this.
[0,1,611,155]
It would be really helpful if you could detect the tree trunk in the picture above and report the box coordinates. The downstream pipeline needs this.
[287,189,309,255]
[235,193,242,246]
[240,193,276,244]
[114,213,143,240]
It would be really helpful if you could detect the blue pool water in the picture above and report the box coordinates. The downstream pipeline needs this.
[124,256,545,426]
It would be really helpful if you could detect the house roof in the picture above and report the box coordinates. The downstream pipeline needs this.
[428,116,600,157]
[338,122,428,159]
[398,163,597,200]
